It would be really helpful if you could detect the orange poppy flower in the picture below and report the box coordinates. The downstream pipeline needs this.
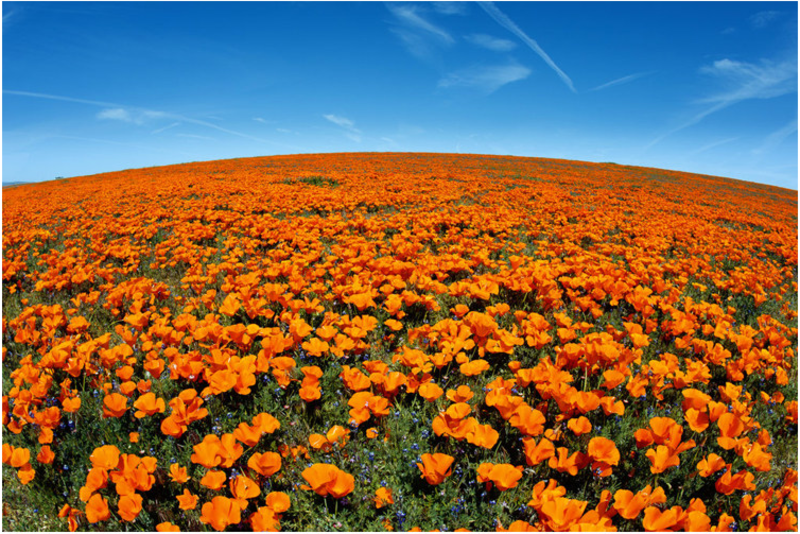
[118,493,143,522]
[201,496,242,532]
[191,436,223,469]
[252,412,281,434]
[416,453,454,485]
[177,489,199,510]
[508,403,545,436]
[200,470,227,490]
[476,463,523,491]
[613,489,647,520]
[446,385,474,403]
[538,497,589,531]
[716,412,746,450]
[17,463,35,485]
[133,392,166,418]
[62,396,81,413]
[459,359,490,376]
[714,467,755,495]
[587,437,620,466]
[548,447,587,476]
[231,475,260,509]
[466,423,500,449]
[85,493,110,524]
[233,421,263,447]
[646,445,680,474]
[90,445,120,470]
[37,445,55,464]
[385,318,404,331]
[301,463,355,498]
[523,437,555,466]
[169,463,189,483]
[382,372,407,396]
[265,491,291,513]
[642,506,679,532]
[248,451,282,477]
[156,522,181,532]
[249,507,280,532]
[58,504,82,532]
[418,381,444,402]
[684,408,710,432]
[102,393,128,418]
[567,416,592,436]
[375,487,394,509]
[80,467,109,502]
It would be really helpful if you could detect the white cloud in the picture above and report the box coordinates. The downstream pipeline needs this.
[387,4,454,43]
[432,2,468,16]
[689,137,739,156]
[646,57,797,149]
[387,3,454,61]
[438,62,531,93]
[752,120,797,156]
[4,90,301,150]
[151,122,180,135]
[589,71,655,92]
[751,11,780,29]
[698,58,797,103]
[478,1,575,92]
[323,114,360,133]
[97,108,134,122]
[176,133,215,141]
[465,33,517,52]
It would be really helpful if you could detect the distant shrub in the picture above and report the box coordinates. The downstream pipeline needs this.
[283,175,339,187]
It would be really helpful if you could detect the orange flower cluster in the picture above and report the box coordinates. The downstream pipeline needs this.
[1,153,797,531]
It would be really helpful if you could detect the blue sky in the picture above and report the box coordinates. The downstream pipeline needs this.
[3,1,798,189]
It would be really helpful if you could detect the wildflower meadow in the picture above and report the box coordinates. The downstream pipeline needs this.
[2,152,797,531]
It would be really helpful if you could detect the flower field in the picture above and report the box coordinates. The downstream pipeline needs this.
[2,152,797,531]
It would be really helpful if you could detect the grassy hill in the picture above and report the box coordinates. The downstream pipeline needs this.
[2,153,797,531]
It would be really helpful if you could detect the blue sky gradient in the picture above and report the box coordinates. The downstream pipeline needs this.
[3,1,798,188]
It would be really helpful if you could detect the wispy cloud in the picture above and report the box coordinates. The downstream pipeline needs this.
[438,62,531,93]
[751,11,780,29]
[323,114,362,142]
[752,120,797,156]
[478,1,575,92]
[151,122,180,135]
[253,117,274,124]
[646,57,797,149]
[4,90,121,108]
[465,33,516,52]
[323,114,360,132]
[176,133,216,141]
[432,2,468,16]
[3,9,17,24]
[4,90,300,150]
[589,71,655,92]
[97,107,167,125]
[388,4,454,43]
[688,136,739,156]
[97,108,133,122]
[387,3,454,60]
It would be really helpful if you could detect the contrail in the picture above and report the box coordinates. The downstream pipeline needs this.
[4,90,301,151]
[478,2,576,93]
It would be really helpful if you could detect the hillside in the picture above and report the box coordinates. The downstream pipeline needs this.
[2,153,797,532]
